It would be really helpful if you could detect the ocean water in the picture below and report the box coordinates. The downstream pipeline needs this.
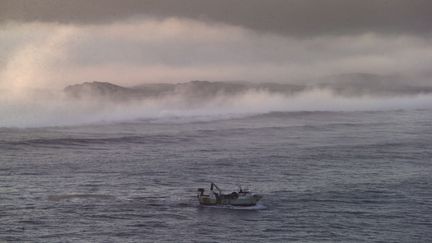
[1,110,431,242]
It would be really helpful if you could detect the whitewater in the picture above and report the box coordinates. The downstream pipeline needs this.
[2,82,432,128]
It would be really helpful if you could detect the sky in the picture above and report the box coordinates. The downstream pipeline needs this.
[1,0,432,126]
[2,0,432,36]
[1,0,432,89]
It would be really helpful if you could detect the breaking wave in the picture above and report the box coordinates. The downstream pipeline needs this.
[1,80,432,128]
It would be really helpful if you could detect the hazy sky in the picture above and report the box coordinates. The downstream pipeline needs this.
[2,0,432,36]
[1,0,432,90]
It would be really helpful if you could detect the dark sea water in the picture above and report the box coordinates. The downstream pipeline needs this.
[1,110,432,242]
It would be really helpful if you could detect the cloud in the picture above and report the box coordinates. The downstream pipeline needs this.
[0,22,79,97]
[2,0,432,36]
[1,17,432,92]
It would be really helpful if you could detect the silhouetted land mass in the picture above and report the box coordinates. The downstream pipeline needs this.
[64,73,432,101]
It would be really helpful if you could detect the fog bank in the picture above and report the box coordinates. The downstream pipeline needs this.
[1,82,432,127]
[1,17,432,127]
[2,18,432,91]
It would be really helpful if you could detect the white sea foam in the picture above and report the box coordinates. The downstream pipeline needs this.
[199,203,267,210]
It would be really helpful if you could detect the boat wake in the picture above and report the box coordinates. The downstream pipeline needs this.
[199,203,267,210]
[47,194,116,202]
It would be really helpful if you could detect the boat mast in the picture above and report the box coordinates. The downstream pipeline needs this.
[210,182,222,194]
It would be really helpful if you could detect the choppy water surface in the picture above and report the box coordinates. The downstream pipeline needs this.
[1,110,432,242]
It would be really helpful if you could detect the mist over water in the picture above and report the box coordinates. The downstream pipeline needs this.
[1,83,432,128]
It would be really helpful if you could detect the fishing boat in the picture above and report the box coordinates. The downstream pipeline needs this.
[197,182,263,206]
